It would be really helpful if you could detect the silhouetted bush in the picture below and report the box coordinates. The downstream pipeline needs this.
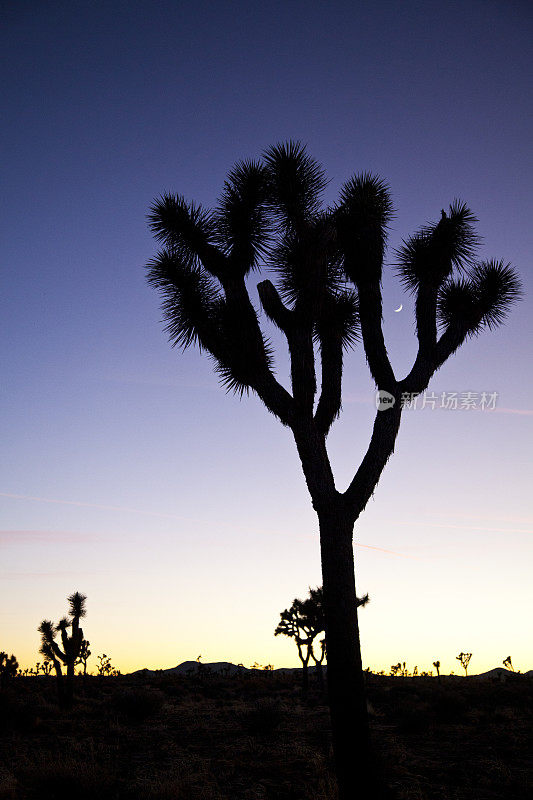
[0,767,17,800]
[241,698,283,736]
[396,700,432,734]
[0,695,40,734]
[124,765,224,800]
[113,688,165,722]
[20,758,117,800]
[430,688,468,723]
[0,653,18,689]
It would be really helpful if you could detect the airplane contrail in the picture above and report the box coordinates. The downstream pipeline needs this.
[0,492,194,521]
[0,492,415,558]
[393,519,532,535]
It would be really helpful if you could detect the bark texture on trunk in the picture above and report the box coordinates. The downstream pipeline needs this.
[302,660,309,694]
[314,659,324,690]
[293,412,399,798]
[53,661,65,708]
[65,662,74,709]
[319,508,390,800]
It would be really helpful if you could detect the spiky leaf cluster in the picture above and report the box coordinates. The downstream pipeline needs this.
[147,250,221,351]
[148,194,217,268]
[147,141,521,430]
[37,592,86,669]
[68,591,87,619]
[335,173,394,284]
[437,259,522,336]
[270,215,342,308]
[0,652,19,680]
[263,140,327,228]
[214,159,270,272]
[396,202,478,293]
[315,289,360,351]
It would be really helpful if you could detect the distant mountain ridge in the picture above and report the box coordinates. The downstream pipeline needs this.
[129,661,306,677]
[128,661,532,678]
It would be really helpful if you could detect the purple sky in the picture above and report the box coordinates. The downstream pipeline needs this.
[1,0,532,673]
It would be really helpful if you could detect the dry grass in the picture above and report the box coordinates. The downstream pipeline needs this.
[0,672,531,799]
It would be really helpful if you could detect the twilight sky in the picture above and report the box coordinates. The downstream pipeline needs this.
[1,0,532,674]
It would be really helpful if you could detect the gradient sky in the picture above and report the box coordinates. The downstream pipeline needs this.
[2,0,532,675]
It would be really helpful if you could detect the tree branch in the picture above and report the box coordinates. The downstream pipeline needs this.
[257,280,292,333]
[292,422,338,512]
[357,283,396,390]
[314,331,343,434]
[196,242,228,280]
[288,325,316,417]
[415,283,438,356]
[400,321,471,395]
[258,279,316,418]
[219,275,295,425]
[344,401,402,520]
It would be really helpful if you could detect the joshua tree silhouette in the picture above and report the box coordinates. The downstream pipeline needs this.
[96,653,120,676]
[275,601,313,692]
[76,639,91,676]
[38,591,86,707]
[0,652,19,688]
[147,141,521,799]
[275,586,368,691]
[456,651,472,676]
[275,590,321,693]
[40,659,53,676]
[503,656,515,672]
[433,660,441,680]
[305,586,327,689]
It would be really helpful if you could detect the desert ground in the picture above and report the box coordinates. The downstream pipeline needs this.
[0,669,531,799]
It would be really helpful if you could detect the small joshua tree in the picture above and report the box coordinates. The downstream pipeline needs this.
[301,586,326,689]
[96,653,120,676]
[276,586,368,692]
[76,639,91,676]
[0,652,19,689]
[41,659,53,676]
[97,654,111,675]
[275,599,315,693]
[433,660,441,682]
[38,621,65,703]
[38,591,86,708]
[311,637,327,689]
[503,656,515,672]
[456,651,472,676]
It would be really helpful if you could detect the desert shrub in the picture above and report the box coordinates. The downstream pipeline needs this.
[430,688,468,723]
[0,695,40,734]
[0,768,17,800]
[395,701,432,734]
[124,771,224,800]
[241,698,283,736]
[113,688,165,722]
[19,758,117,800]
[159,679,185,699]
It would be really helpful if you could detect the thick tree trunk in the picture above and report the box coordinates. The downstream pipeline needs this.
[297,644,310,694]
[53,661,65,708]
[319,508,389,800]
[315,659,324,690]
[302,660,309,694]
[65,662,74,709]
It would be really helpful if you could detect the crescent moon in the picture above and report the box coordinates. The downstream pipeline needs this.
[394,304,403,312]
